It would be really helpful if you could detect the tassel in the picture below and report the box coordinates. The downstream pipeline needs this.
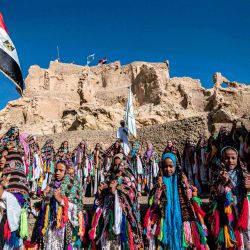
[217,227,224,244]
[211,210,220,238]
[154,218,161,237]
[224,206,232,216]
[56,206,63,229]
[20,208,29,239]
[109,210,115,240]
[8,231,20,248]
[121,213,127,242]
[149,195,154,206]
[128,222,135,250]
[143,208,151,240]
[191,221,201,249]
[78,211,83,238]
[89,208,103,240]
[61,196,69,227]
[182,229,189,248]
[4,220,11,241]
[237,197,249,230]
[143,208,151,229]
[42,204,50,235]
[224,226,234,248]
[23,240,38,250]
[192,201,205,217]
[43,162,46,173]
[234,229,242,248]
[157,218,164,241]
[183,221,192,245]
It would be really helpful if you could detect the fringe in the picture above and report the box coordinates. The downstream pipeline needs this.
[237,197,249,230]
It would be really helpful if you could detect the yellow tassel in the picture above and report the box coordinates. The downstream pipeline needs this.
[56,206,63,229]
[43,162,46,172]
[42,205,49,235]
[78,211,83,237]
[198,213,204,225]
[224,226,234,248]
[224,206,232,214]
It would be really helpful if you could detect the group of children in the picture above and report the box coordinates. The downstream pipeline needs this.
[0,120,249,249]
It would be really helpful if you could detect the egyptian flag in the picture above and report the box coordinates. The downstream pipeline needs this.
[0,13,24,94]
[98,56,107,65]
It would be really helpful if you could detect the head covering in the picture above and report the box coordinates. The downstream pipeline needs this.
[114,153,124,161]
[131,143,139,158]
[145,143,153,161]
[104,141,123,157]
[56,141,70,162]
[221,146,238,157]
[41,139,55,162]
[162,152,177,167]
[74,140,87,165]
[1,126,22,151]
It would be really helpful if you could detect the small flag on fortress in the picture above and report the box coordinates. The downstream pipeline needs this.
[0,13,24,94]
[98,56,107,65]
[86,53,95,66]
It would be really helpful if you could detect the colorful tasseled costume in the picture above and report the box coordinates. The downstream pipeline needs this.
[143,143,159,194]
[0,148,30,249]
[143,153,209,250]
[90,144,105,197]
[89,160,144,249]
[41,139,56,189]
[73,140,92,193]
[33,174,88,249]
[209,161,250,249]
[130,143,144,194]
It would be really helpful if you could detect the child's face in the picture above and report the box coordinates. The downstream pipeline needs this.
[162,158,175,177]
[222,149,238,170]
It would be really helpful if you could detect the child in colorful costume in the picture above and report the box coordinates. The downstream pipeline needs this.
[144,152,209,250]
[89,153,144,249]
[0,147,30,250]
[209,146,250,249]
[34,160,88,249]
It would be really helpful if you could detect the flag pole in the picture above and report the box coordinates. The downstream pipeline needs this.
[57,46,60,62]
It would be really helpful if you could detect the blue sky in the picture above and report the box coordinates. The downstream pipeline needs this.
[0,0,249,109]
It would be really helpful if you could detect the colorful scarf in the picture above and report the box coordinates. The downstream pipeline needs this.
[131,143,139,158]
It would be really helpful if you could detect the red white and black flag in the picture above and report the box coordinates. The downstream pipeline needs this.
[98,56,107,65]
[0,13,24,94]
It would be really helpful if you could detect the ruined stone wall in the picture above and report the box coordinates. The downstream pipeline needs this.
[1,61,249,138]
[37,116,207,153]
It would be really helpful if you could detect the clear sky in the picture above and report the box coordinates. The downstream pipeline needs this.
[0,0,249,109]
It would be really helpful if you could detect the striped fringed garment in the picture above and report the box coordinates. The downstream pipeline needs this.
[89,165,144,250]
[143,177,209,250]
[209,164,250,249]
[2,150,30,201]
[41,139,55,174]
[0,150,30,249]
[33,174,88,249]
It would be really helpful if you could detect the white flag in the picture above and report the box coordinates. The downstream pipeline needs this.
[86,53,95,66]
[125,87,137,137]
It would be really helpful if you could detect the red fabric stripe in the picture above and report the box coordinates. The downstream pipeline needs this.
[0,13,8,34]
